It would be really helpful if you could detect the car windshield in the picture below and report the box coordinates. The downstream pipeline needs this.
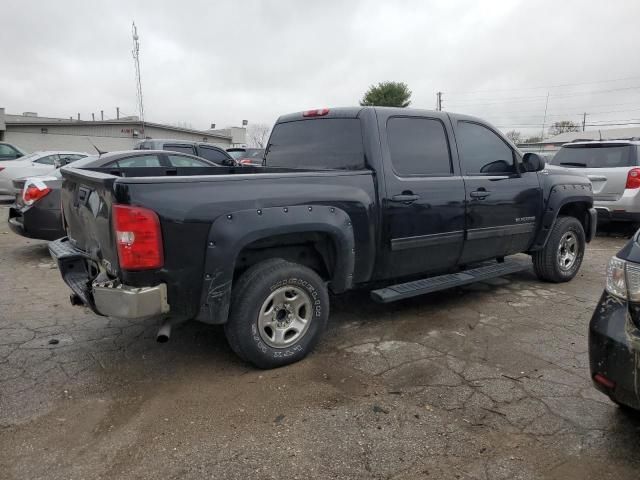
[227,150,245,160]
[550,144,636,168]
[243,149,265,159]
[15,152,42,162]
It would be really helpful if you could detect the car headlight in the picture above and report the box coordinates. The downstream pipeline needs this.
[605,256,640,301]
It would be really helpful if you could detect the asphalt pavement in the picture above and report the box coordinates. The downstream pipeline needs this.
[1,206,639,480]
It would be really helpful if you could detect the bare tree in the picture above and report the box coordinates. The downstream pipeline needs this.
[247,123,271,148]
[548,120,580,137]
[505,130,522,144]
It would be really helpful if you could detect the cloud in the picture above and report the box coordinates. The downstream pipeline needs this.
[2,0,640,136]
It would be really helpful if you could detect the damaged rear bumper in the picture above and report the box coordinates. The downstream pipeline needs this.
[589,291,640,411]
[49,237,169,319]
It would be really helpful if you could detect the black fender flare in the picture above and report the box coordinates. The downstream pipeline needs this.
[530,184,594,251]
[195,205,355,324]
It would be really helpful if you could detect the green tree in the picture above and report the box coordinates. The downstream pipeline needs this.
[549,120,580,136]
[360,81,412,107]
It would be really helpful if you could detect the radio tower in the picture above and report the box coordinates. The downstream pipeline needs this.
[132,22,145,133]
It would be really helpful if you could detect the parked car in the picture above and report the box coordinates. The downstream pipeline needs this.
[589,230,640,411]
[548,140,640,224]
[0,142,27,161]
[227,148,265,166]
[8,150,220,241]
[50,107,595,368]
[135,139,237,166]
[0,151,87,195]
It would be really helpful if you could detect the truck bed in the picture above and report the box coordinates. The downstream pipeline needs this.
[59,165,378,322]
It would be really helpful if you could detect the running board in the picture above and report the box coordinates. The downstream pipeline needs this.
[370,259,530,303]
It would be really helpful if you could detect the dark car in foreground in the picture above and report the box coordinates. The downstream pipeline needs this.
[589,232,640,411]
[50,107,596,368]
[8,150,220,241]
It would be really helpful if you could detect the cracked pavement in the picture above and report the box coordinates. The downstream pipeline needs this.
[1,205,640,479]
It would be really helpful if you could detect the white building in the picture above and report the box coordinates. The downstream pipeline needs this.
[0,108,246,153]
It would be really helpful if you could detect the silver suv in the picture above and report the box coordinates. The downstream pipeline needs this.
[549,140,640,223]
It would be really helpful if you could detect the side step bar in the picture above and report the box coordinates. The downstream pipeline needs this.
[370,258,530,303]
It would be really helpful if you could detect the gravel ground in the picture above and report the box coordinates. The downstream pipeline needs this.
[1,205,639,479]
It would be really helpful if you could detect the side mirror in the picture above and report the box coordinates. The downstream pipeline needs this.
[522,152,545,173]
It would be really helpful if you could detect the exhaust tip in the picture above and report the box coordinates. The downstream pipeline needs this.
[156,322,171,343]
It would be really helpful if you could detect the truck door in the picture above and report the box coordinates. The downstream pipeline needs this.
[379,111,466,278]
[453,119,541,264]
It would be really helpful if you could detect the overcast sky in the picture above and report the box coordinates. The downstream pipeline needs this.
[2,0,639,137]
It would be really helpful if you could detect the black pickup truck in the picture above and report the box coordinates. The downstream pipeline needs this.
[50,107,596,368]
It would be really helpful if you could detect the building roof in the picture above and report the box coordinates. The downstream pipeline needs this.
[4,113,232,141]
[539,126,640,145]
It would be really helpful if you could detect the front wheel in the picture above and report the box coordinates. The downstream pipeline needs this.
[532,216,586,283]
[224,259,329,369]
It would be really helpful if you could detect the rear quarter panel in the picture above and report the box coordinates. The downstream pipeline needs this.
[116,171,378,322]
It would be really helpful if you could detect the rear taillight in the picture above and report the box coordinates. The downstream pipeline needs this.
[0,167,4,172]
[23,184,51,205]
[113,205,163,270]
[239,158,252,165]
[626,168,640,189]
[593,373,616,390]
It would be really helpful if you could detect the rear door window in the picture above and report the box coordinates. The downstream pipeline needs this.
[387,117,452,176]
[167,154,211,167]
[457,121,516,175]
[198,146,230,163]
[265,119,365,170]
[163,144,196,155]
[110,155,163,168]
[551,145,636,168]
[34,154,59,165]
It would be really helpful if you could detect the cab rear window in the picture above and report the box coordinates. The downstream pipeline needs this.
[551,144,637,168]
[265,119,365,170]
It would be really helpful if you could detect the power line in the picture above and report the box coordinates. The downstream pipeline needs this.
[446,75,640,95]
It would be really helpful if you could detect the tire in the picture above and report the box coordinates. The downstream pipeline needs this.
[532,216,585,283]
[224,258,330,369]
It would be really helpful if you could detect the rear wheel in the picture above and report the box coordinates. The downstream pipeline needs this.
[224,259,329,369]
[532,216,585,283]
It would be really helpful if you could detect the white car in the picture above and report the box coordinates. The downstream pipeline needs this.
[0,151,87,195]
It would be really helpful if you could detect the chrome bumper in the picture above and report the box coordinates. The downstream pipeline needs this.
[50,237,170,320]
[93,282,170,319]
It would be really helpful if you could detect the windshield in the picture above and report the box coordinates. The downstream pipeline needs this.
[551,144,636,168]
[265,119,365,170]
[15,152,42,162]
[227,150,245,160]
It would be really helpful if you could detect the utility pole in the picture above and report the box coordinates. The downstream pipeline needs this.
[92,113,95,121]
[116,107,120,119]
[101,110,104,121]
[436,91,443,111]
[539,92,550,142]
[582,112,587,132]
[132,22,145,134]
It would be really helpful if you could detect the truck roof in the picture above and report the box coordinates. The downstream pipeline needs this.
[563,139,640,147]
[276,106,484,124]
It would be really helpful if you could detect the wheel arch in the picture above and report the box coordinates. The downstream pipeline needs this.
[530,184,594,251]
[195,205,355,324]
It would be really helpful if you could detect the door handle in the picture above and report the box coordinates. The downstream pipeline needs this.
[470,190,490,199]
[391,194,420,203]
